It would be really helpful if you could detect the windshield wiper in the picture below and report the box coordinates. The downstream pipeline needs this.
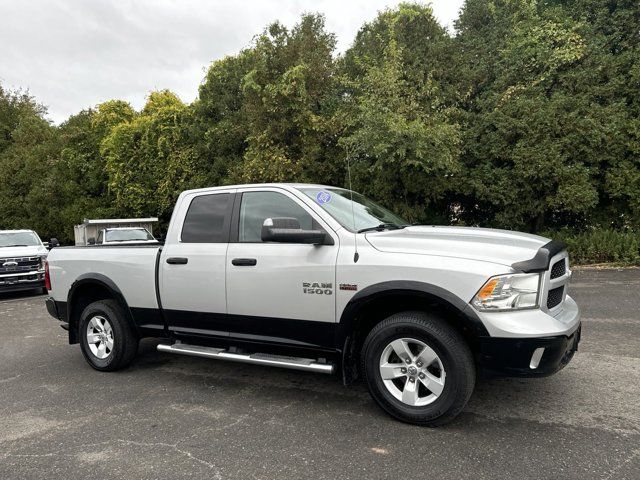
[0,244,29,247]
[357,223,406,233]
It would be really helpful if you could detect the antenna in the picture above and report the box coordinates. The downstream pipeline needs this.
[346,149,359,263]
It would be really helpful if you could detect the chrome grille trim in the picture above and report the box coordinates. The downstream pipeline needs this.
[0,272,43,285]
[0,256,42,274]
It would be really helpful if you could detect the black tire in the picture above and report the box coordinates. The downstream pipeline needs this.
[361,311,475,426]
[79,299,138,371]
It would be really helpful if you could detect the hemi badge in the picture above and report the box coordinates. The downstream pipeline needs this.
[339,284,358,291]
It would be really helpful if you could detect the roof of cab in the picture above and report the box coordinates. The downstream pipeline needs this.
[180,183,340,196]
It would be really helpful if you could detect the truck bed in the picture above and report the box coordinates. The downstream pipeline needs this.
[48,244,161,315]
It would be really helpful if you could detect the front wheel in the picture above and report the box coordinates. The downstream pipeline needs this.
[79,299,138,371]
[362,311,475,426]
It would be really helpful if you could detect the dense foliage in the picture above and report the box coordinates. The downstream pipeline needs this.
[0,1,638,263]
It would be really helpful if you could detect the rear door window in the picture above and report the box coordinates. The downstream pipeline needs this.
[181,193,231,243]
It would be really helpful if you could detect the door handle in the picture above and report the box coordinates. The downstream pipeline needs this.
[166,257,188,265]
[232,258,257,266]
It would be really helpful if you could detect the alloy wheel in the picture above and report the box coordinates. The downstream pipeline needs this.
[378,337,446,407]
[86,315,114,359]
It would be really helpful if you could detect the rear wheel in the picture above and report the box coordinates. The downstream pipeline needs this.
[362,311,475,426]
[79,299,138,371]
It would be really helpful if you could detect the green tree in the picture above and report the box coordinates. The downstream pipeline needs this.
[566,0,640,226]
[102,90,202,220]
[196,14,341,185]
[44,109,118,242]
[339,3,460,222]
[0,87,60,238]
[195,51,254,186]
[454,0,639,231]
[1,2,639,259]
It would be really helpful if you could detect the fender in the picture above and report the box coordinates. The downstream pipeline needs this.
[336,280,489,385]
[337,280,489,339]
[67,273,140,342]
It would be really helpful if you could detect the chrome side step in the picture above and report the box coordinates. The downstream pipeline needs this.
[157,342,334,374]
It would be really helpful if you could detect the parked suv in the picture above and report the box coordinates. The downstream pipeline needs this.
[0,229,51,294]
[44,184,580,425]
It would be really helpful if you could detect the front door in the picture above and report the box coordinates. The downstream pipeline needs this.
[159,189,234,336]
[225,188,338,348]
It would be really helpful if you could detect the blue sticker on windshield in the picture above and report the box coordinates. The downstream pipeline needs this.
[316,191,332,205]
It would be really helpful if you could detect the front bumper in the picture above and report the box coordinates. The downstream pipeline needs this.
[0,271,45,293]
[476,295,581,338]
[478,324,581,377]
[475,294,581,377]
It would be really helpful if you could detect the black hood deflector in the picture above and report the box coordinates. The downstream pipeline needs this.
[511,240,566,273]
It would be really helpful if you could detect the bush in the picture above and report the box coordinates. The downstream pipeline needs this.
[545,229,640,266]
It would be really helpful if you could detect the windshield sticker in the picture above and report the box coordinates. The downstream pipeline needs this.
[316,191,332,205]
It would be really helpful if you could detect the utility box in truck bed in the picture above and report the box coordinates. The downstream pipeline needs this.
[74,218,158,246]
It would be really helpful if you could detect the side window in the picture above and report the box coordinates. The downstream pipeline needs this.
[239,191,313,243]
[181,193,231,243]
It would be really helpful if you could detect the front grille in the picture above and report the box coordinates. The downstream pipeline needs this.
[0,256,41,275]
[547,286,564,309]
[0,273,41,285]
[550,259,566,279]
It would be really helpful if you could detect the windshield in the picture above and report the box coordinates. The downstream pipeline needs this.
[299,188,409,232]
[105,228,155,242]
[0,231,42,247]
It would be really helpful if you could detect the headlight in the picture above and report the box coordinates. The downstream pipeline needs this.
[471,273,541,311]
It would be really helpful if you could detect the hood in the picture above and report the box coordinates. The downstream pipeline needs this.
[365,226,550,268]
[0,245,48,258]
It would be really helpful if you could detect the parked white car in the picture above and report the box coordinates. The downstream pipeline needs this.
[44,184,580,426]
[0,229,54,294]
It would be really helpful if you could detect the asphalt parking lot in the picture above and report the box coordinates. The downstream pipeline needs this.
[1,269,638,480]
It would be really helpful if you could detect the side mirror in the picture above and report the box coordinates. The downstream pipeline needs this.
[87,237,96,245]
[261,217,332,245]
[49,238,60,249]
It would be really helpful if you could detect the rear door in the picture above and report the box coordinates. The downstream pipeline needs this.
[159,189,235,336]
[225,187,339,348]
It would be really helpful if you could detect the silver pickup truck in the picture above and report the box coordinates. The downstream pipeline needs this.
[45,183,581,426]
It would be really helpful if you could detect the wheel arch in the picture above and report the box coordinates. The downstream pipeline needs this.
[337,281,487,385]
[66,273,139,344]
